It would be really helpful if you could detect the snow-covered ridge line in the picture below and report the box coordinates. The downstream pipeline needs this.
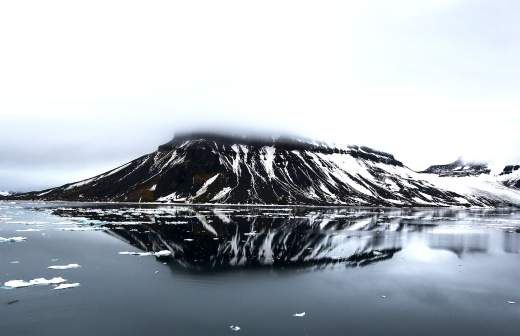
[7,133,520,207]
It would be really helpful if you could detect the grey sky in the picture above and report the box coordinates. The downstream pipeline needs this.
[1,0,519,191]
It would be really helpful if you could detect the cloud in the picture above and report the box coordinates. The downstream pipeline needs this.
[0,0,519,190]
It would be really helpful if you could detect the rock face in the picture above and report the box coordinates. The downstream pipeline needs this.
[500,165,520,189]
[8,133,520,206]
[421,159,491,177]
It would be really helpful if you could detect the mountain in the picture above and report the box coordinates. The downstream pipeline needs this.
[8,132,520,207]
[499,165,520,189]
[420,159,491,177]
[0,191,10,197]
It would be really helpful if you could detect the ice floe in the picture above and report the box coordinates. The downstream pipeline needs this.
[119,250,171,257]
[229,325,241,331]
[292,312,306,317]
[53,283,80,290]
[4,277,66,289]
[57,227,107,231]
[48,264,81,270]
[0,236,27,243]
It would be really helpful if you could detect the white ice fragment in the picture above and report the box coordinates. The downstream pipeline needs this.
[4,277,66,289]
[53,283,80,290]
[16,229,42,232]
[229,325,241,332]
[381,295,387,299]
[10,261,20,264]
[0,236,27,243]
[293,312,306,317]
[154,250,172,257]
[48,264,81,270]
[507,300,516,304]
[184,238,194,242]
[58,227,106,231]
[118,251,153,256]
[119,250,171,257]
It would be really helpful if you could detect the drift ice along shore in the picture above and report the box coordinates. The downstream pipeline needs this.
[5,133,520,207]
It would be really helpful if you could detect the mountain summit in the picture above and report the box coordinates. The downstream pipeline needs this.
[8,133,520,207]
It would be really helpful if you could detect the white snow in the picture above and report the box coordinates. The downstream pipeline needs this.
[262,146,276,179]
[210,187,232,202]
[193,174,220,199]
[157,192,186,202]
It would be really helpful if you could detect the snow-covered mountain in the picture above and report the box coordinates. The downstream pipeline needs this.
[499,165,520,189]
[9,133,520,207]
[0,191,10,197]
[420,159,491,177]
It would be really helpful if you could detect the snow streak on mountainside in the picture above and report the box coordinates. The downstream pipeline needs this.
[9,133,520,207]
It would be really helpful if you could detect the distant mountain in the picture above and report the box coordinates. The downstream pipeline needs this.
[0,191,11,197]
[420,159,491,177]
[499,165,520,189]
[7,133,520,207]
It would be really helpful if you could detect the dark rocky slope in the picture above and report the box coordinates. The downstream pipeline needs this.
[8,133,520,207]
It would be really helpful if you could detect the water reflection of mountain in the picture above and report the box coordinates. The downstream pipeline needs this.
[50,206,520,271]
[427,233,489,257]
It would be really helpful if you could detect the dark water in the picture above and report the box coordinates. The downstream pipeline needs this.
[1,201,520,336]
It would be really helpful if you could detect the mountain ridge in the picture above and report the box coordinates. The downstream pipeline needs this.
[5,133,520,207]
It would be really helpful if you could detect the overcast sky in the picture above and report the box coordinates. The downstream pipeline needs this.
[1,0,519,191]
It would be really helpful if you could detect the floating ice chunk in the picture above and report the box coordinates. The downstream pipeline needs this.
[118,250,171,257]
[0,236,27,243]
[243,232,257,236]
[58,227,106,231]
[293,312,306,317]
[53,283,80,290]
[48,264,81,270]
[184,238,194,242]
[154,250,172,257]
[10,261,20,264]
[381,295,387,299]
[16,229,42,232]
[507,300,516,304]
[118,251,153,256]
[229,325,241,331]
[4,277,66,289]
